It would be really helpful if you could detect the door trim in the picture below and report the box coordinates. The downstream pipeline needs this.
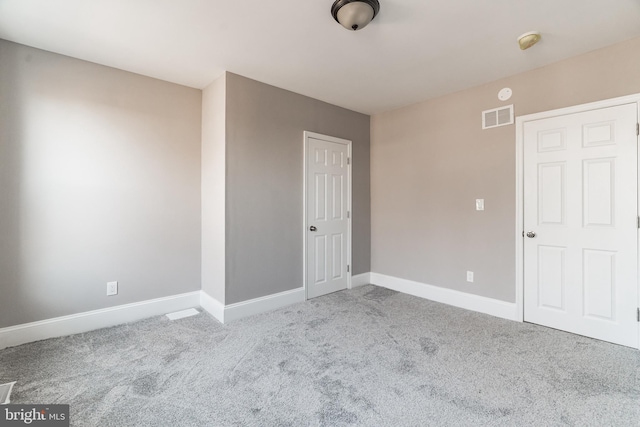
[303,131,353,300]
[515,93,640,349]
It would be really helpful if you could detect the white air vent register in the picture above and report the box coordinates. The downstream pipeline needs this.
[482,105,514,129]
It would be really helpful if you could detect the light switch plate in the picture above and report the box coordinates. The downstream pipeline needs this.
[475,199,485,211]
[466,271,474,282]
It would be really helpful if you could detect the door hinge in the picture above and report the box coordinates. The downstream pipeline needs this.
[637,216,639,229]
[637,308,640,322]
[636,123,639,136]
[347,211,350,219]
[347,265,350,273]
[347,157,351,165]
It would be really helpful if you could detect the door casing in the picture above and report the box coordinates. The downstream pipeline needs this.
[303,131,353,300]
[515,93,640,349]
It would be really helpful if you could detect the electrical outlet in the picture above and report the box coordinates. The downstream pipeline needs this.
[475,199,485,211]
[107,281,118,296]
[466,271,474,283]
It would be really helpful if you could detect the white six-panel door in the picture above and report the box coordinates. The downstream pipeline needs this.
[523,103,638,347]
[305,134,350,299]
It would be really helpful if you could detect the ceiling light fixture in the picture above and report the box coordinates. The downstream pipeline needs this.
[331,0,380,31]
[518,31,542,50]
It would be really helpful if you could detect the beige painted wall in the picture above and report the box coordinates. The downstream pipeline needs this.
[0,40,202,327]
[201,74,226,304]
[371,36,640,303]
[225,73,371,304]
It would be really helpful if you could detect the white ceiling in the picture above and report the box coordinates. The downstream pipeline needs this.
[1,0,639,114]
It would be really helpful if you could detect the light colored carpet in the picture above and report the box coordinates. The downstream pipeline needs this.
[1,285,639,426]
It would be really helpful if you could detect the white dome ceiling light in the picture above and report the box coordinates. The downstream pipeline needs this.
[518,31,542,50]
[331,0,381,31]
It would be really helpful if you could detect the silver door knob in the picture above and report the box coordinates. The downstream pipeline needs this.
[309,226,317,232]
[526,231,536,238]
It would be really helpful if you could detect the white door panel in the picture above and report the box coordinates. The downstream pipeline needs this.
[306,136,350,299]
[524,103,638,348]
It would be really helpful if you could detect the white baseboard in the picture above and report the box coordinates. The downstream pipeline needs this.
[351,273,371,288]
[0,291,201,350]
[224,288,305,323]
[199,291,225,323]
[370,273,517,321]
[200,288,306,324]
[0,273,517,349]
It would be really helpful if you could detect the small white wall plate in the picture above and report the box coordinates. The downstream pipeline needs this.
[498,88,512,101]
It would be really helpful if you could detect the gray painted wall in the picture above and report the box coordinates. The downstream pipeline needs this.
[225,73,371,304]
[371,36,640,303]
[201,74,227,304]
[0,40,202,327]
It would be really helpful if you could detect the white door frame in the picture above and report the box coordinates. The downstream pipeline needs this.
[515,93,640,348]
[303,131,353,300]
